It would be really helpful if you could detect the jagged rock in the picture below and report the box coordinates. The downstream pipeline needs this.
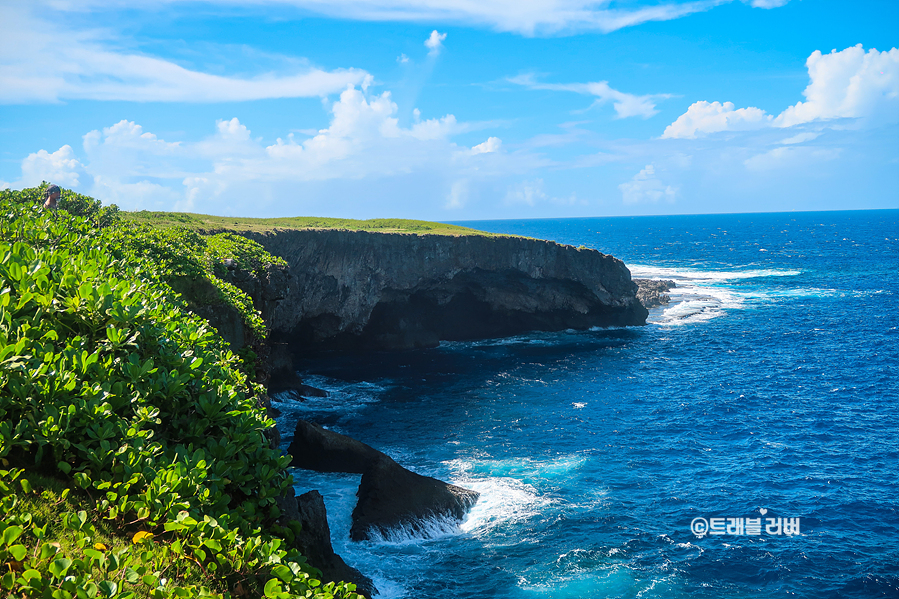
[298,384,329,398]
[268,342,306,394]
[350,457,480,542]
[288,420,382,474]
[634,279,677,309]
[276,488,376,597]
[287,420,479,542]
[241,230,647,351]
[262,425,281,451]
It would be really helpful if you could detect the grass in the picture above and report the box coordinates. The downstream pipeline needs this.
[123,211,503,237]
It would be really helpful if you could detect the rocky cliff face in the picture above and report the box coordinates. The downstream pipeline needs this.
[243,229,647,351]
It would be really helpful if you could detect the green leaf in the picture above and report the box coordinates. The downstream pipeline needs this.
[141,575,158,587]
[263,578,282,598]
[1,526,23,546]
[9,544,27,561]
[97,580,117,597]
[22,569,42,581]
[271,564,292,583]
[40,543,59,559]
[57,461,72,475]
[48,557,72,578]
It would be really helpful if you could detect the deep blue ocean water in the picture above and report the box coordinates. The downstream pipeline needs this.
[278,210,899,599]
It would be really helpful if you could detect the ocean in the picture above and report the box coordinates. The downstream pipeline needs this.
[277,210,899,599]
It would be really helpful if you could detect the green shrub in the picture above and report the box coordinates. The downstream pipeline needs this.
[0,190,360,599]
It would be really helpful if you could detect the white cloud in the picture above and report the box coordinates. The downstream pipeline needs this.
[746,0,789,7]
[21,146,84,187]
[779,131,820,145]
[662,101,771,138]
[445,179,469,209]
[0,4,369,103]
[744,146,841,171]
[9,85,544,215]
[775,45,899,127]
[663,46,899,138]
[425,30,448,55]
[34,0,741,37]
[505,179,547,206]
[397,53,410,63]
[510,74,667,119]
[618,164,677,204]
[93,178,183,211]
[471,137,502,154]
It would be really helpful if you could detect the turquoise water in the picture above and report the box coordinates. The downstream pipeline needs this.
[279,210,899,598]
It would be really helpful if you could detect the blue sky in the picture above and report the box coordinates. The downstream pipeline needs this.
[1,0,896,220]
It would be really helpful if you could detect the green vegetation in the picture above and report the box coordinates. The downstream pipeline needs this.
[124,210,496,237]
[0,186,361,599]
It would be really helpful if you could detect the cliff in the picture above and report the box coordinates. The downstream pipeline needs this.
[242,229,648,351]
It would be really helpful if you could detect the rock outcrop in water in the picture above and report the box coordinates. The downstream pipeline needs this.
[351,456,479,542]
[634,279,677,309]
[288,420,479,542]
[275,488,376,597]
[242,229,647,351]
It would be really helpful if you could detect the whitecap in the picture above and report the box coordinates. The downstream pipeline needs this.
[629,264,802,282]
[364,514,463,544]
[276,374,385,415]
[631,263,813,326]
[456,475,549,536]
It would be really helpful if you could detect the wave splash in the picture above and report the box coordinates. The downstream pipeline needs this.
[630,264,804,326]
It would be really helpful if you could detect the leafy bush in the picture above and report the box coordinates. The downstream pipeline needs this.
[0,190,360,598]
[103,223,268,341]
[207,234,287,279]
[0,182,120,228]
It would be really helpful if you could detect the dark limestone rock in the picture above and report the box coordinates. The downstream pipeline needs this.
[262,425,281,451]
[268,342,306,394]
[276,488,376,597]
[634,279,677,309]
[241,229,647,351]
[288,420,383,474]
[350,457,480,542]
[296,384,329,398]
[288,420,479,542]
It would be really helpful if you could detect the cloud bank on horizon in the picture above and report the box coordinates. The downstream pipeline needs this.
[1,0,897,218]
[663,45,899,139]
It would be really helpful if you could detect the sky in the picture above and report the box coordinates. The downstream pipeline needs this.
[1,0,897,220]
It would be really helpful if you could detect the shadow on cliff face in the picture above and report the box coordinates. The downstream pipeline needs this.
[286,269,648,352]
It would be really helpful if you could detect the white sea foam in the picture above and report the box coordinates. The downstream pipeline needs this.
[365,515,463,544]
[456,476,549,535]
[444,456,585,536]
[448,455,587,480]
[275,375,384,414]
[629,264,802,281]
[629,264,809,326]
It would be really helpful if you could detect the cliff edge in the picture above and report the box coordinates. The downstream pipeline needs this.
[242,229,647,351]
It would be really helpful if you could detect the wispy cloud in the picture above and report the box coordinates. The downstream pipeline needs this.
[0,4,369,104]
[618,163,677,205]
[425,30,448,55]
[509,73,669,119]
[26,0,758,37]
